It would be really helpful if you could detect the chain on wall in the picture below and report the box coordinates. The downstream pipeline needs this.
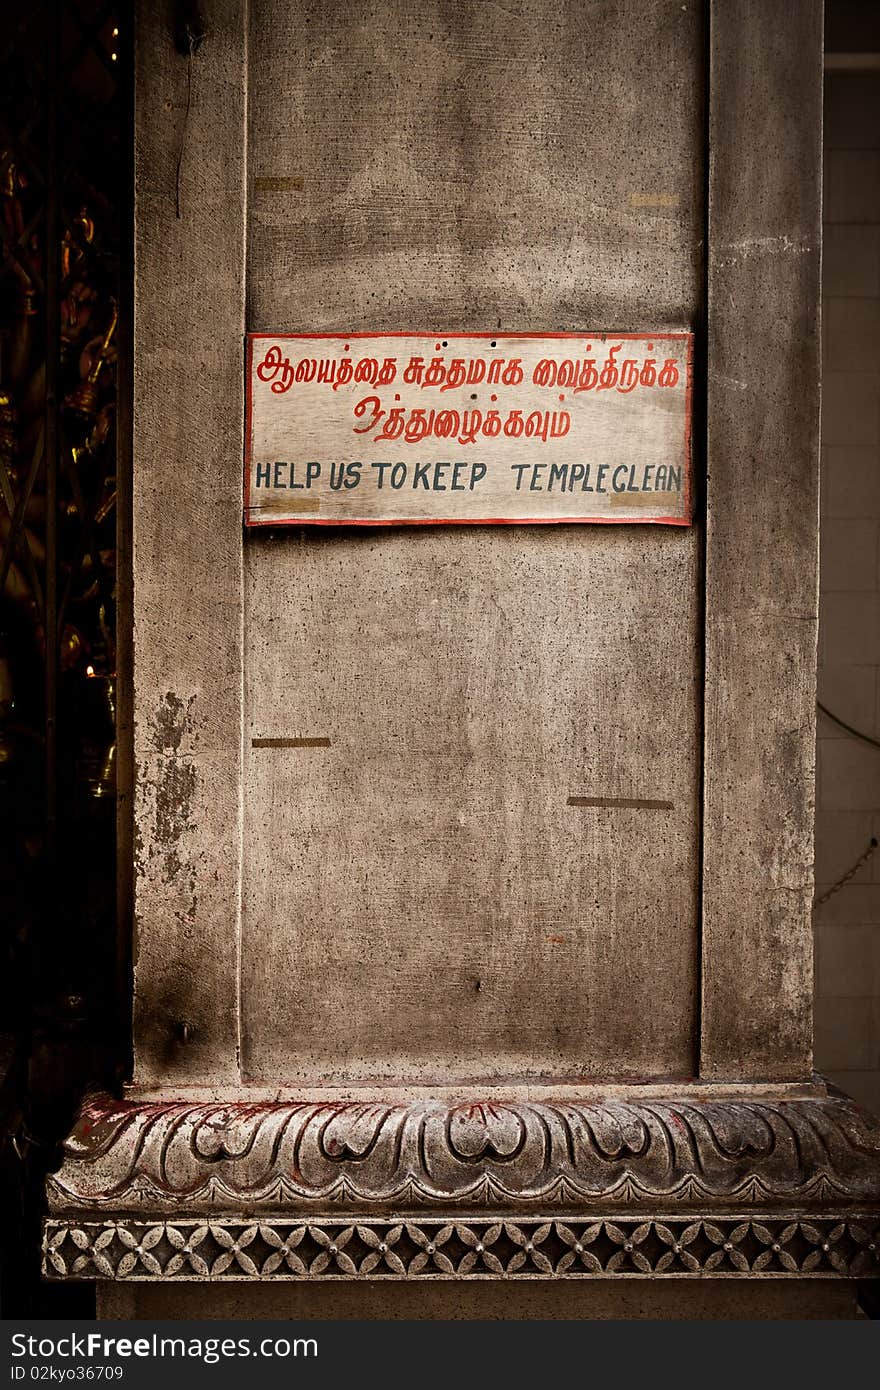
[0,0,126,1314]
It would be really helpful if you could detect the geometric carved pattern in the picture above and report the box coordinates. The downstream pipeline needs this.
[43,1216,880,1280]
[43,1091,880,1279]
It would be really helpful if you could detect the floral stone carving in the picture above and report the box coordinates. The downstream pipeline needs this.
[44,1091,880,1280]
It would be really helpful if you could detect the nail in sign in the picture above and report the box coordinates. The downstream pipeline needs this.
[244,332,693,527]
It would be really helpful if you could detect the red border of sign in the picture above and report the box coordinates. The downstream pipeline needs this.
[243,332,694,528]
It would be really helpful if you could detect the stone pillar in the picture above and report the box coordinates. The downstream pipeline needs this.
[44,0,880,1317]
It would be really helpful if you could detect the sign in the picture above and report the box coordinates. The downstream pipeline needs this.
[244,332,693,527]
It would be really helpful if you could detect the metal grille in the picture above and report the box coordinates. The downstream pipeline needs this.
[0,0,128,1315]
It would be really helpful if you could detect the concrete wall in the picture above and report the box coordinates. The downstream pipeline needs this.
[127,0,824,1100]
[241,0,705,1086]
[815,68,880,1114]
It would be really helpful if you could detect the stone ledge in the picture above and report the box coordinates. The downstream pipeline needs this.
[43,1090,880,1280]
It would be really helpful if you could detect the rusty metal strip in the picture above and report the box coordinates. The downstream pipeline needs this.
[567,796,674,810]
[253,175,304,192]
[251,736,331,749]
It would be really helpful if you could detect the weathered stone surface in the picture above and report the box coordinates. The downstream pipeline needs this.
[242,0,704,1085]
[46,1091,880,1215]
[44,1214,880,1282]
[43,1090,880,1279]
[701,0,823,1079]
[57,0,877,1314]
[97,1278,864,1318]
[131,0,246,1084]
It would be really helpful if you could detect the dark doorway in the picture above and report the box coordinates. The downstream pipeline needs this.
[0,0,131,1317]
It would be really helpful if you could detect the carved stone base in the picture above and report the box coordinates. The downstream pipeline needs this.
[44,1214,880,1281]
[44,1089,880,1281]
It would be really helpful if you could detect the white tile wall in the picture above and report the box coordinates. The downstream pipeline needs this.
[816,71,880,1113]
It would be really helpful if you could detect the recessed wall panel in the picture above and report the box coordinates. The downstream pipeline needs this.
[241,0,704,1083]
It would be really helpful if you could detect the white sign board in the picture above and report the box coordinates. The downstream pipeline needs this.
[244,332,693,527]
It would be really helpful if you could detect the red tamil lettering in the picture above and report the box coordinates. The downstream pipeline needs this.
[574,359,598,392]
[442,358,467,391]
[294,357,317,383]
[597,344,621,391]
[354,357,380,386]
[503,409,524,437]
[423,356,446,387]
[533,358,556,387]
[617,359,639,394]
[458,409,482,444]
[658,358,680,387]
[376,406,406,441]
[256,344,294,394]
[501,358,523,386]
[524,409,549,441]
[404,408,435,442]
[434,409,460,438]
[333,357,354,390]
[352,394,384,434]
